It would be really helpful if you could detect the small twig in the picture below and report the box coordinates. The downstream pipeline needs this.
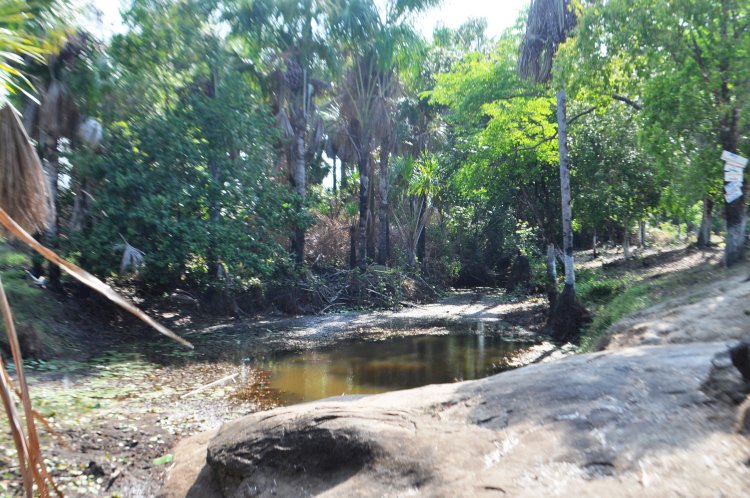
[180,373,239,399]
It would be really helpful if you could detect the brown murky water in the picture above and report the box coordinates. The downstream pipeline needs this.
[251,334,535,404]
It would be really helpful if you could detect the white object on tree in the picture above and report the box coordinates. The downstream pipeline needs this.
[77,117,103,149]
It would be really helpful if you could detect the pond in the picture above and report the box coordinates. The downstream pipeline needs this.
[251,333,536,404]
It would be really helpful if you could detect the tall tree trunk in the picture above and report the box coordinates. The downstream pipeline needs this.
[417,211,426,269]
[69,179,88,233]
[623,217,631,260]
[557,90,575,291]
[208,158,222,278]
[592,230,598,258]
[549,89,589,342]
[377,140,390,265]
[639,220,646,248]
[546,243,557,309]
[42,133,61,291]
[331,155,337,194]
[367,170,376,260]
[697,198,713,247]
[340,159,347,190]
[357,150,369,270]
[349,224,356,269]
[290,128,306,264]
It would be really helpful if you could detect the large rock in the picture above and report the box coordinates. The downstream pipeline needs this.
[165,342,750,498]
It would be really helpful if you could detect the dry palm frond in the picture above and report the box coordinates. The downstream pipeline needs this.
[119,240,145,275]
[519,0,577,83]
[0,277,61,497]
[277,109,295,140]
[0,104,49,233]
[0,353,32,496]
[38,79,79,138]
[0,208,194,349]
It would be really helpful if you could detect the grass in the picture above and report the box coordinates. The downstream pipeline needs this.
[0,243,66,357]
[576,250,722,352]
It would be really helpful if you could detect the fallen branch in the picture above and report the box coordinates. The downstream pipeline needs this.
[181,373,239,399]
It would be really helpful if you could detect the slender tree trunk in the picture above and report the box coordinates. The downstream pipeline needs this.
[357,151,369,270]
[367,171,376,259]
[592,231,598,258]
[377,140,390,265]
[549,89,589,342]
[557,90,575,290]
[340,159,347,190]
[546,243,558,309]
[332,155,337,194]
[417,216,426,269]
[639,220,646,248]
[290,128,306,264]
[349,224,356,269]
[208,158,222,278]
[697,198,713,247]
[623,217,631,261]
[42,133,61,291]
[69,179,88,233]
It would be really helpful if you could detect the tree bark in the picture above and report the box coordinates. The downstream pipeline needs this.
[377,140,390,265]
[349,224,356,269]
[42,132,61,291]
[208,157,222,278]
[331,155,337,194]
[557,90,575,290]
[548,89,589,343]
[357,151,369,270]
[546,243,558,309]
[290,129,306,264]
[367,171,376,260]
[417,215,426,269]
[623,217,631,260]
[697,198,713,247]
[592,231,598,258]
[639,220,646,248]
[69,179,88,233]
[340,159,347,190]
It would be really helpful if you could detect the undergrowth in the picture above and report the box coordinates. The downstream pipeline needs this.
[0,243,66,357]
[576,254,721,352]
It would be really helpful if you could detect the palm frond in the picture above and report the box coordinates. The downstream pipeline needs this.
[0,104,49,233]
[0,1,47,98]
[519,0,577,83]
[120,240,145,275]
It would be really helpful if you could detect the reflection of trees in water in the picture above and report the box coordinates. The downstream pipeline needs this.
[256,334,534,404]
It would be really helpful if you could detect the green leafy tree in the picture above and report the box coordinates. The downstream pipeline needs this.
[572,0,750,265]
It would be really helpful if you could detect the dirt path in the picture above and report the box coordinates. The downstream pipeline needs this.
[1,289,549,497]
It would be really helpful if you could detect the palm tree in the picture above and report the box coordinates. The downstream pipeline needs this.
[330,0,435,270]
[226,0,332,265]
[519,0,588,342]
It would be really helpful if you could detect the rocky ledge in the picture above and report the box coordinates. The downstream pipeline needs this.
[161,341,750,497]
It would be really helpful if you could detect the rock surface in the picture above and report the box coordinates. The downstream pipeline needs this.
[162,342,750,497]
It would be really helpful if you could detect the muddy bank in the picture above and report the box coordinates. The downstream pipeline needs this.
[181,290,547,357]
[162,341,750,497]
